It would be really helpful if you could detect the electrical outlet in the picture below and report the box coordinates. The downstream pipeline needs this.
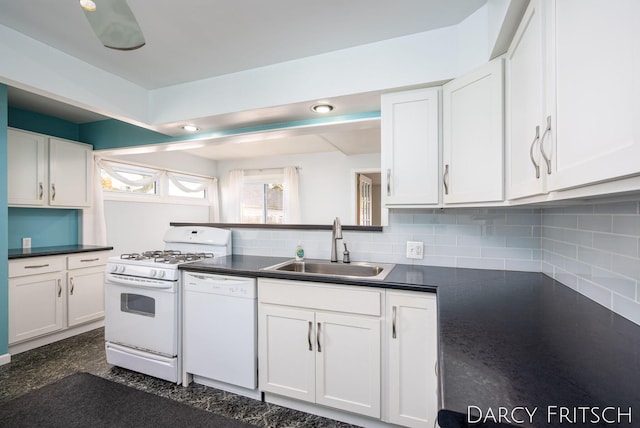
[406,241,424,259]
[22,237,31,250]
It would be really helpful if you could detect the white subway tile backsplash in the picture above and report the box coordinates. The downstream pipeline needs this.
[612,294,640,325]
[593,233,638,257]
[231,202,640,326]
[577,278,612,309]
[612,215,640,236]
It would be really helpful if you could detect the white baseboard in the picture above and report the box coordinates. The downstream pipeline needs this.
[9,320,104,356]
[0,353,11,366]
[264,393,393,428]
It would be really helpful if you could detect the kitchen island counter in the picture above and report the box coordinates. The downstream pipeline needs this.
[181,255,640,427]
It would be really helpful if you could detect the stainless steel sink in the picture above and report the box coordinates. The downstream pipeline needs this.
[263,259,395,281]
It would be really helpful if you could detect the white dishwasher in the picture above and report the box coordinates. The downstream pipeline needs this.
[182,271,259,399]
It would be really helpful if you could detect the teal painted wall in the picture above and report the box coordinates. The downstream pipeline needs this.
[8,107,80,141]
[7,208,78,249]
[1,85,9,355]
[80,119,173,150]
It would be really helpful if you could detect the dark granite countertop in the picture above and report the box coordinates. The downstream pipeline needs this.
[8,245,114,259]
[180,255,640,427]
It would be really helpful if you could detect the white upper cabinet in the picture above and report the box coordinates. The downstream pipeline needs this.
[549,0,640,191]
[381,88,440,207]
[48,137,92,207]
[443,58,505,204]
[7,129,46,206]
[8,128,93,208]
[506,0,640,199]
[505,0,550,200]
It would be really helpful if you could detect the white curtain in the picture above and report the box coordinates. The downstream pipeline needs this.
[81,156,108,245]
[283,166,301,224]
[166,172,220,222]
[228,170,244,222]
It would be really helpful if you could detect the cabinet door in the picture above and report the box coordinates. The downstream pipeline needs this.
[9,272,65,344]
[381,88,440,206]
[67,266,105,327]
[443,58,504,204]
[505,0,548,199]
[48,138,92,207]
[315,312,380,418]
[549,0,640,191]
[258,305,316,402]
[386,292,438,428]
[7,129,46,206]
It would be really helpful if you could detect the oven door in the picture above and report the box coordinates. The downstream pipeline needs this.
[104,274,178,357]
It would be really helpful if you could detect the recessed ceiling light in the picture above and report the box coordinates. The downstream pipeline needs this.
[181,125,199,132]
[311,103,334,113]
[80,0,96,12]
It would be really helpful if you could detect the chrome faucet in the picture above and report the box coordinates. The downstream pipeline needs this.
[330,217,343,262]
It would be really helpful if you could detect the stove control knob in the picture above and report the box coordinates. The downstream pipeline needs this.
[110,265,118,273]
[150,269,157,278]
[118,266,126,274]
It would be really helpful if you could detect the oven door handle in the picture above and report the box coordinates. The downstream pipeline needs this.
[106,273,174,289]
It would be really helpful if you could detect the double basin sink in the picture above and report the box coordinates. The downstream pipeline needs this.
[263,259,395,281]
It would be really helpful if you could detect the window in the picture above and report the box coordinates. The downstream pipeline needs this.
[167,174,207,199]
[101,163,158,195]
[241,175,284,224]
[100,161,213,203]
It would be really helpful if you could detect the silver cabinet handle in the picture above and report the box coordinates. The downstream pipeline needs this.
[392,306,397,339]
[70,277,75,295]
[529,126,541,179]
[317,322,322,353]
[25,264,50,269]
[386,169,391,196]
[443,164,450,195]
[39,182,44,200]
[57,279,62,297]
[540,116,552,175]
[80,258,100,263]
[307,321,313,351]
[51,183,56,201]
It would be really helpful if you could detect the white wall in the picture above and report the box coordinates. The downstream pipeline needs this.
[104,200,210,256]
[217,152,380,224]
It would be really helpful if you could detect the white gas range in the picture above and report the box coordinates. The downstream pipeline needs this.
[104,226,231,383]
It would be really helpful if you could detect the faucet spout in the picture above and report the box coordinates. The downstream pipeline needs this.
[330,217,342,262]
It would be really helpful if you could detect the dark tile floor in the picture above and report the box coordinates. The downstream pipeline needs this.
[0,328,357,428]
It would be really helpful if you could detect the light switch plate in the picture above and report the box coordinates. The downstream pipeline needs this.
[406,241,424,259]
[22,237,31,250]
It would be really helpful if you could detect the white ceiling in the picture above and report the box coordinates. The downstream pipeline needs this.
[1,0,488,160]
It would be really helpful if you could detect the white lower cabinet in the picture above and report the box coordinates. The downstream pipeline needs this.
[258,278,438,427]
[386,291,439,428]
[258,279,381,418]
[9,270,65,344]
[8,252,109,348]
[67,265,106,327]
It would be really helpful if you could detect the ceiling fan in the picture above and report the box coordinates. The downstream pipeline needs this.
[80,0,145,51]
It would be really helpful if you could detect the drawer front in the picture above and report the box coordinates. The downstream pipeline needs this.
[258,278,382,316]
[67,251,110,270]
[9,256,65,278]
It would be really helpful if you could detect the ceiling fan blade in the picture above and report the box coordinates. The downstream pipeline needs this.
[82,0,145,51]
